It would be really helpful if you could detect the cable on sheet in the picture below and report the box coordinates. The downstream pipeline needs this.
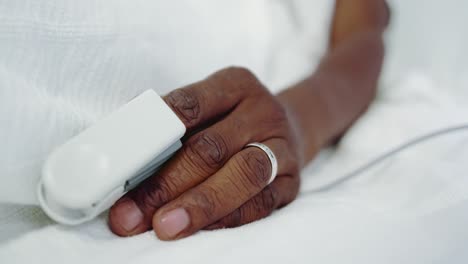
[304,123,468,194]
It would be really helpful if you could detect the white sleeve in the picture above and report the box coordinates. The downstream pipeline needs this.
[264,0,335,93]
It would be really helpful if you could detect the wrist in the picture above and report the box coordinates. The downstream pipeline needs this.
[276,84,330,166]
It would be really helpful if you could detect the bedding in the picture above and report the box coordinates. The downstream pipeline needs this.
[1,0,468,263]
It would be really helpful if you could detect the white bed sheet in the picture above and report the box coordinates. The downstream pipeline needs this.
[2,0,468,263]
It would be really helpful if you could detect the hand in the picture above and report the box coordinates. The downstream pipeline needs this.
[109,67,303,240]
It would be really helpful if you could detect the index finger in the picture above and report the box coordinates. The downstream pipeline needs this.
[163,67,263,130]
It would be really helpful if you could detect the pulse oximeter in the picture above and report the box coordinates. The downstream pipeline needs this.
[37,90,185,225]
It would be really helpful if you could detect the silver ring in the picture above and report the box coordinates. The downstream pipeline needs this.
[245,143,278,184]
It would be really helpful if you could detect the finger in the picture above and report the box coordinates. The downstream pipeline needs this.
[203,175,299,230]
[108,96,287,236]
[108,67,267,236]
[163,67,266,130]
[151,138,297,240]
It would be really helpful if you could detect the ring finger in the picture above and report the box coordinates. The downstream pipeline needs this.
[151,138,296,240]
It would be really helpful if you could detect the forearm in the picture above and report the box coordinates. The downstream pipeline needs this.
[330,0,390,48]
[277,0,389,165]
[277,31,384,164]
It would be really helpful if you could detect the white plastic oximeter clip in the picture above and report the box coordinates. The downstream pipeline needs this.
[37,90,185,225]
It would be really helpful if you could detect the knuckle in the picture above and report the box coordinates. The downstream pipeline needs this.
[185,131,229,172]
[225,66,255,80]
[221,66,265,94]
[134,178,173,210]
[235,149,271,189]
[164,88,201,127]
[224,208,242,228]
[259,185,278,212]
[287,176,301,204]
[187,188,218,220]
[276,175,300,209]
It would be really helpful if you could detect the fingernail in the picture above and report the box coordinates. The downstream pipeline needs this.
[158,208,190,238]
[112,198,144,233]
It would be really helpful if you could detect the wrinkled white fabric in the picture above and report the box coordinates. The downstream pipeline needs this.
[1,0,468,263]
[0,0,333,205]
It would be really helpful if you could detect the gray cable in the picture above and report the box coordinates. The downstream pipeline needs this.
[303,123,468,194]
